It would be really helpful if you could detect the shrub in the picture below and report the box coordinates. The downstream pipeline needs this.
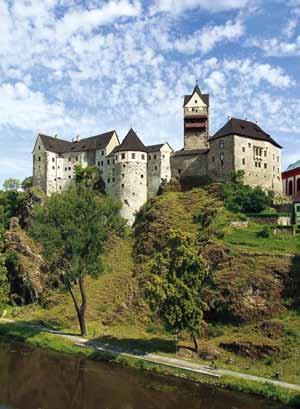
[257,226,272,238]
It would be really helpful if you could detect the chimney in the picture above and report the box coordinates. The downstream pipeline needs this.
[228,115,231,120]
[76,135,80,142]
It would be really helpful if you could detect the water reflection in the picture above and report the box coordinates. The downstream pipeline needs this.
[0,342,287,409]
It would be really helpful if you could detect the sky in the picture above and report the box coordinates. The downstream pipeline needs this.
[0,0,300,187]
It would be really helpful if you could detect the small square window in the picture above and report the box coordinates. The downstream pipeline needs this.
[122,184,124,188]
[122,153,125,159]
[107,159,110,165]
[154,154,157,160]
[107,178,110,183]
[52,157,55,162]
[242,147,245,152]
[101,151,104,156]
[248,143,251,148]
[101,161,103,166]
[149,155,151,160]
[97,161,100,166]
[68,175,71,179]
[52,166,55,170]
[212,156,215,162]
[141,154,145,160]
[264,163,267,169]
[219,141,224,149]
[131,153,136,159]
[178,169,181,174]
[123,164,126,169]
[38,156,41,161]
[141,174,144,178]
[112,177,115,182]
[155,166,158,171]
[242,158,245,165]
[69,158,71,162]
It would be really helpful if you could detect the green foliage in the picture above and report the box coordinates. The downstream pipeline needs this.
[21,177,33,191]
[257,226,272,238]
[74,165,103,190]
[3,178,21,192]
[222,172,272,214]
[30,185,125,335]
[145,231,208,347]
[0,189,27,228]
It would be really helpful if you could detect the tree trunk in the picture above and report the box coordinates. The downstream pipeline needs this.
[192,334,200,354]
[78,276,87,337]
[65,276,87,337]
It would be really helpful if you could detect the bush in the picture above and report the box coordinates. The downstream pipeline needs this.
[257,226,272,238]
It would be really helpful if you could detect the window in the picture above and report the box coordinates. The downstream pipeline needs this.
[248,143,251,148]
[76,157,78,161]
[288,180,293,196]
[115,155,118,161]
[52,166,55,170]
[107,178,110,183]
[264,163,267,169]
[112,168,115,174]
[264,151,267,157]
[52,158,55,162]
[97,161,100,166]
[131,153,136,159]
[101,161,103,166]
[65,167,67,171]
[107,159,110,165]
[154,154,157,160]
[277,156,279,162]
[242,158,245,165]
[195,100,197,103]
[297,179,300,192]
[112,177,115,182]
[123,164,126,169]
[141,174,144,179]
[219,141,224,149]
[212,156,215,162]
[142,154,145,160]
[38,156,41,161]
[113,160,115,164]
[178,169,182,175]
[220,153,224,161]
[258,162,261,168]
[149,155,151,160]
[122,153,125,159]
[155,166,158,171]
[242,147,245,152]
[68,175,71,179]
[122,184,124,188]
[122,174,125,178]
[38,146,40,150]
[101,151,104,156]
[69,158,71,162]
[68,167,71,171]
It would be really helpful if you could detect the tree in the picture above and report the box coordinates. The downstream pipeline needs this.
[145,231,208,353]
[3,178,21,192]
[30,186,125,336]
[21,176,33,191]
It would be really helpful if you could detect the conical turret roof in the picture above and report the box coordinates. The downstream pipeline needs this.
[114,128,146,152]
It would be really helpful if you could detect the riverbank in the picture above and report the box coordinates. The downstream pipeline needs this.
[0,320,299,408]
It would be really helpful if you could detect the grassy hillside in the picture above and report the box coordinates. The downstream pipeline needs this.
[4,186,300,384]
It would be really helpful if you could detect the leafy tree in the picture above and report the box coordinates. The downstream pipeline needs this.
[3,178,21,192]
[145,231,208,353]
[0,190,27,228]
[222,171,272,214]
[21,176,33,191]
[74,165,104,191]
[30,185,125,336]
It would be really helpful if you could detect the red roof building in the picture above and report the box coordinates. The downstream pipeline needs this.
[282,161,300,201]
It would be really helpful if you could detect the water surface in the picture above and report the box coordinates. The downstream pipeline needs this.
[0,342,288,409]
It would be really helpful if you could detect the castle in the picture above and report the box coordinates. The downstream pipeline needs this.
[33,83,283,224]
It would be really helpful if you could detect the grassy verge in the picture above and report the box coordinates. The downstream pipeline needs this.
[0,321,300,407]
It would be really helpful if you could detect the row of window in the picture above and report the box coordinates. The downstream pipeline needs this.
[219,141,280,162]
[107,174,145,183]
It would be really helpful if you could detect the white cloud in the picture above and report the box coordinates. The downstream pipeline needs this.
[150,0,250,14]
[248,36,300,56]
[56,0,141,40]
[173,19,244,54]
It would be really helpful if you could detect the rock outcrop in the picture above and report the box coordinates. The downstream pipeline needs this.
[4,217,48,305]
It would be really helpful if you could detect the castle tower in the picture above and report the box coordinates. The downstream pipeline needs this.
[183,82,209,150]
[107,128,148,225]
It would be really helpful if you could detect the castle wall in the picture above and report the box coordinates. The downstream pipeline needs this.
[171,152,208,180]
[147,145,172,199]
[184,93,209,150]
[233,135,282,193]
[32,135,47,193]
[105,150,148,225]
[207,135,235,182]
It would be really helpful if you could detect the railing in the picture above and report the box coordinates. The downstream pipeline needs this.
[184,108,208,116]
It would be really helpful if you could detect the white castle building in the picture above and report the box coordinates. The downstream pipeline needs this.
[32,128,173,224]
[33,83,283,225]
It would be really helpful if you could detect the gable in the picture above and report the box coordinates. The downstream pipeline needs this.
[184,91,207,108]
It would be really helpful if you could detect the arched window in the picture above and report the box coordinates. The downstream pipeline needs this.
[297,179,300,192]
[288,180,293,196]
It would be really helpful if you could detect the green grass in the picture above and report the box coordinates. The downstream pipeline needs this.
[222,223,300,254]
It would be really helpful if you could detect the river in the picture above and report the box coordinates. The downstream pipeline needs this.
[0,342,288,409]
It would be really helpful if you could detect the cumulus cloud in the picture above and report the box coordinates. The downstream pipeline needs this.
[173,19,244,54]
[150,0,250,14]
[248,36,300,56]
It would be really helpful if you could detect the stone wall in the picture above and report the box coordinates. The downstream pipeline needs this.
[233,135,282,193]
[171,151,208,180]
[207,135,235,182]
[147,145,172,199]
[105,150,148,225]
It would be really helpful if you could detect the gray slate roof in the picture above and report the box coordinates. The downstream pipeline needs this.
[174,148,209,156]
[39,131,116,153]
[211,118,281,148]
[113,128,147,153]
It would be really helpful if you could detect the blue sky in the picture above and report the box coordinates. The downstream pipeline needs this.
[0,0,300,187]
